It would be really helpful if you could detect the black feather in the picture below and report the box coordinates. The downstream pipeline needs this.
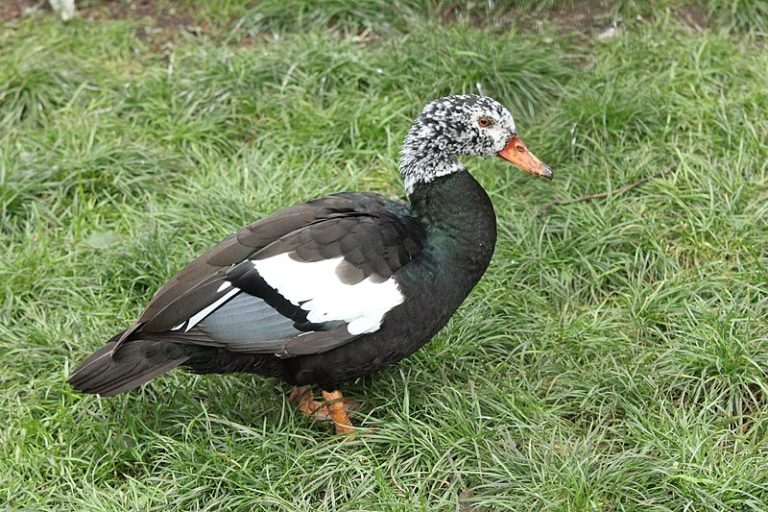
[68,338,189,396]
[69,192,429,394]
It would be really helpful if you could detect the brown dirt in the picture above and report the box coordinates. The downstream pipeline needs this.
[2,0,193,25]
[547,0,617,33]
[677,3,712,32]
[1,0,41,22]
[484,1,716,38]
[1,0,206,47]
[1,1,718,43]
[80,0,197,30]
[436,0,616,34]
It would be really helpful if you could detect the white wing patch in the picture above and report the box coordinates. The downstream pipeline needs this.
[252,254,404,335]
[185,287,240,332]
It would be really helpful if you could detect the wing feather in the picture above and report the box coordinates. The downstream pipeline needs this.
[120,193,425,358]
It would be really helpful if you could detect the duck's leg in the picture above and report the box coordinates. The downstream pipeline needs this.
[322,390,354,435]
[289,385,329,418]
[288,386,360,425]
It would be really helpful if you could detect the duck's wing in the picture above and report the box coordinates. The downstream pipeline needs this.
[118,192,425,358]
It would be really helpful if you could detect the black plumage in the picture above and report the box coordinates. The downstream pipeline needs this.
[69,193,428,394]
[68,95,552,418]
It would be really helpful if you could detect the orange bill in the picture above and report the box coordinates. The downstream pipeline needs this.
[498,136,553,179]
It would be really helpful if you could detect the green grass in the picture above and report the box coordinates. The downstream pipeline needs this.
[2,1,768,510]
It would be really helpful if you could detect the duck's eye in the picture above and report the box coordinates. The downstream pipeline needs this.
[477,117,493,128]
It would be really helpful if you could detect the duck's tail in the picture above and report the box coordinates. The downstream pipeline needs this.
[68,334,190,396]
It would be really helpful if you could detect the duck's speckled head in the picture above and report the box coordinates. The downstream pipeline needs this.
[400,95,552,194]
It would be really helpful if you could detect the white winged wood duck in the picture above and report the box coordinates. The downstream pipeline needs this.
[69,95,552,434]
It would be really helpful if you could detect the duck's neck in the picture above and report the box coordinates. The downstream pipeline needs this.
[399,117,465,195]
[400,152,464,196]
[408,169,497,275]
[399,123,497,275]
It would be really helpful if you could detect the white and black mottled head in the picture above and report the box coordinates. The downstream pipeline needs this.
[400,95,551,194]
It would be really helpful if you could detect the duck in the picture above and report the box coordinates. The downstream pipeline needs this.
[68,95,552,434]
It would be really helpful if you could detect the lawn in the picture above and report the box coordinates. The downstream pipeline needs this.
[1,1,767,510]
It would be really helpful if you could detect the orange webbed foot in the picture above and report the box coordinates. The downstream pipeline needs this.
[321,389,355,435]
[289,386,358,434]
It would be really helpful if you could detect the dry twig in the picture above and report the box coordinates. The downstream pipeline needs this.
[539,167,675,217]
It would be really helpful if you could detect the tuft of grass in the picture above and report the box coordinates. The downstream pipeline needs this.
[2,1,768,511]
